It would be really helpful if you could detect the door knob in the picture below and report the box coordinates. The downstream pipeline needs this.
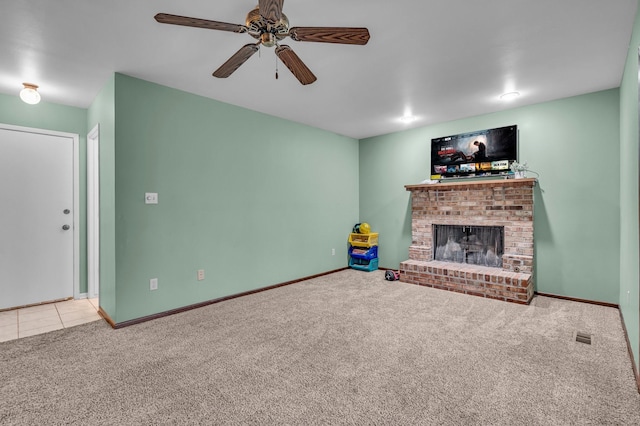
[63,209,70,214]
[62,225,70,231]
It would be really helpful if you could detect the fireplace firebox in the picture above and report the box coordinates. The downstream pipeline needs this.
[433,225,503,267]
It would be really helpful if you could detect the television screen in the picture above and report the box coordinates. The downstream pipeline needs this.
[430,125,517,179]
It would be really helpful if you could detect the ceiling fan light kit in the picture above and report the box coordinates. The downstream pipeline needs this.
[155,0,370,85]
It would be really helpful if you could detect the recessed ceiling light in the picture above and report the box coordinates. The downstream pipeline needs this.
[20,83,41,105]
[499,91,520,101]
[400,115,418,123]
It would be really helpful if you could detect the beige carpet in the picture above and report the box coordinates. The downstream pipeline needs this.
[1,269,639,425]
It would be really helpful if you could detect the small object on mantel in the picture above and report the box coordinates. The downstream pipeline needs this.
[420,178,440,184]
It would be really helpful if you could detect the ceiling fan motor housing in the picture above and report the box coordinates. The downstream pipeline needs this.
[246,6,289,47]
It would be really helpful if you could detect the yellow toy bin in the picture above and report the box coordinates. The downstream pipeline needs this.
[348,232,379,248]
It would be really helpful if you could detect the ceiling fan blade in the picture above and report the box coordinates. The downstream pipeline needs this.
[155,13,247,33]
[289,27,370,45]
[259,0,284,24]
[275,45,317,85]
[213,43,261,78]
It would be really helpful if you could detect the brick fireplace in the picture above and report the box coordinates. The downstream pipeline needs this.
[399,178,535,304]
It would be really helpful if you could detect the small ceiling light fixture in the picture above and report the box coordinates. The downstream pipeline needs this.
[499,91,520,101]
[20,83,41,105]
[400,114,418,124]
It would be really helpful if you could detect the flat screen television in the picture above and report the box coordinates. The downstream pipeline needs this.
[430,125,518,179]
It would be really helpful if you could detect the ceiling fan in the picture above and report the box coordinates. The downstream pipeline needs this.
[155,0,370,85]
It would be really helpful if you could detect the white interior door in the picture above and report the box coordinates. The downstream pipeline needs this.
[0,126,76,309]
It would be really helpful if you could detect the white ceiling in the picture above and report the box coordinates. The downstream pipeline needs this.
[1,0,637,139]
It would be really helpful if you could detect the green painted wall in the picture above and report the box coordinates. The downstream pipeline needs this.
[619,1,640,375]
[87,75,117,319]
[2,58,634,368]
[111,74,359,323]
[360,89,621,304]
[0,93,89,294]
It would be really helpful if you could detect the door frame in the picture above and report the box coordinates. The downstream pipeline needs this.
[87,124,100,299]
[637,48,640,383]
[0,123,80,300]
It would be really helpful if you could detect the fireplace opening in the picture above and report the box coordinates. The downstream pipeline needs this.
[433,224,504,267]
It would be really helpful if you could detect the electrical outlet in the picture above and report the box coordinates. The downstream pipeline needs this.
[145,192,158,204]
[150,278,158,291]
[331,248,335,256]
[197,269,205,281]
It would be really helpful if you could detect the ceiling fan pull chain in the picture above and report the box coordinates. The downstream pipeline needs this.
[275,53,279,80]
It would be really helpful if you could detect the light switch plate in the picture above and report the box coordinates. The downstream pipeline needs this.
[145,192,158,204]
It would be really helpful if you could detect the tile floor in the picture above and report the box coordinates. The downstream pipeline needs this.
[0,298,101,343]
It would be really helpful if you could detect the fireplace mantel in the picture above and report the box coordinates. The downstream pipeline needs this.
[405,177,536,192]
[400,177,535,304]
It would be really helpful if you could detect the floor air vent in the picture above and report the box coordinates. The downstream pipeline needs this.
[575,332,592,345]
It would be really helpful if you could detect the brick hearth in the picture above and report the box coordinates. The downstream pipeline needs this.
[399,178,536,304]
